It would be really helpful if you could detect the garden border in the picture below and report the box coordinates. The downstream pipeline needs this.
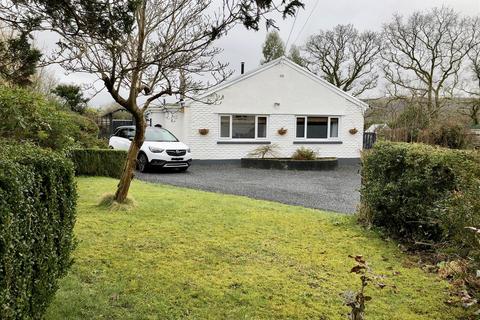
[240,157,338,170]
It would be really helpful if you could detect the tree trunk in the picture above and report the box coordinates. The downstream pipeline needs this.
[114,113,146,203]
[427,82,434,117]
[471,104,479,125]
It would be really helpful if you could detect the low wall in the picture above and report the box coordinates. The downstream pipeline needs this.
[241,158,338,171]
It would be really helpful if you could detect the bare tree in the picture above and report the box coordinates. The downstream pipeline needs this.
[303,24,381,96]
[0,0,303,202]
[382,7,479,119]
[460,30,480,125]
[30,67,59,95]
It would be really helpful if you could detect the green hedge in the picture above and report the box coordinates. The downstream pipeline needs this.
[0,86,103,150]
[360,142,480,256]
[0,141,77,319]
[69,149,127,178]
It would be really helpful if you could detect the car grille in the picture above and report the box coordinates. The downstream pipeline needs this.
[166,149,186,156]
[164,162,189,168]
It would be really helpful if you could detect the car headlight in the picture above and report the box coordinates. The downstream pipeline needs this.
[148,146,164,153]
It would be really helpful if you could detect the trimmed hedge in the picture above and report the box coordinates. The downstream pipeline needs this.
[0,141,77,319]
[360,142,480,256]
[69,148,127,178]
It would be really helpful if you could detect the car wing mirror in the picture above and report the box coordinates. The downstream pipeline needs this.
[128,136,134,141]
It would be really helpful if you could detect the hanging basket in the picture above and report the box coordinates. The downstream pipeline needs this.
[198,128,209,135]
[277,127,288,135]
[349,128,358,135]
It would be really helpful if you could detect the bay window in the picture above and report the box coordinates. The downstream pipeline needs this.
[220,115,268,139]
[296,116,340,139]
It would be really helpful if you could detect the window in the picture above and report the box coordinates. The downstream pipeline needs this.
[307,117,328,138]
[330,117,339,138]
[116,127,135,139]
[257,116,267,138]
[296,116,340,139]
[232,115,255,138]
[145,127,178,142]
[296,117,305,138]
[220,116,230,138]
[219,115,268,139]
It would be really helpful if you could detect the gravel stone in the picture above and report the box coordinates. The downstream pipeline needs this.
[136,163,361,214]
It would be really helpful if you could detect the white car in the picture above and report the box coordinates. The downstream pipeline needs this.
[109,126,192,172]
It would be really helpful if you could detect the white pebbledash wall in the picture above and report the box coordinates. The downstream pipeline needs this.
[150,57,366,160]
[148,109,185,141]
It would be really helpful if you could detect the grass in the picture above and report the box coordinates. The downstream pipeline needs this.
[98,193,137,211]
[46,177,463,319]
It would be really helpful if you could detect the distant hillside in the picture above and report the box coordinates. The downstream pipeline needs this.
[362,97,477,128]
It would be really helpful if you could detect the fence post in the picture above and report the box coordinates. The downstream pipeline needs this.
[363,132,376,149]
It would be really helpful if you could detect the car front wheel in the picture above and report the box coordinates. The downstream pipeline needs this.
[137,153,149,172]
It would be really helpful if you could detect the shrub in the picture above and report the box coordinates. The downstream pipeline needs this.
[68,112,108,149]
[377,107,473,149]
[360,141,480,256]
[247,144,280,158]
[0,86,103,150]
[418,120,472,149]
[437,183,480,259]
[69,148,127,178]
[292,147,317,160]
[0,140,77,319]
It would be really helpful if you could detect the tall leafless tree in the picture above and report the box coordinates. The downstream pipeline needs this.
[460,31,480,125]
[303,24,382,96]
[0,0,303,202]
[382,7,479,119]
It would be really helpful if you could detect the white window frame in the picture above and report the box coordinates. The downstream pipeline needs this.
[295,115,341,140]
[219,115,232,139]
[255,115,268,139]
[218,114,269,140]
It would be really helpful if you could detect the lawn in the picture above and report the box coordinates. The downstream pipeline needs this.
[46,177,462,319]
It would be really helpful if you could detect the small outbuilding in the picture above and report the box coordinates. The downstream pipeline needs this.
[97,105,134,137]
[366,123,389,133]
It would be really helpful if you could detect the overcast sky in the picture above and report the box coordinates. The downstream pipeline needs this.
[39,0,480,107]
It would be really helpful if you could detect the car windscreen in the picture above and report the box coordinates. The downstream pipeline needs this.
[144,128,178,142]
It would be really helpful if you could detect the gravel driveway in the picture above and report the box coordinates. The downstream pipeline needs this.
[136,163,361,214]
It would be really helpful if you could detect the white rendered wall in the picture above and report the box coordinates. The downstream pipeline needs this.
[185,104,363,160]
[149,110,186,142]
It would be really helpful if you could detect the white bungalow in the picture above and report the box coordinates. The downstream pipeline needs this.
[146,57,368,164]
